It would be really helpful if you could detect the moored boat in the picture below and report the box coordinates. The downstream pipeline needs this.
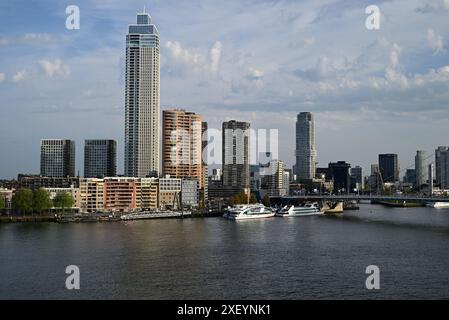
[426,202,449,208]
[223,205,275,220]
[275,203,322,217]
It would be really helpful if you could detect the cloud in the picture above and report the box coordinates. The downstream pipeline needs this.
[12,70,27,83]
[416,0,449,13]
[209,41,222,74]
[427,29,445,55]
[0,33,54,47]
[165,40,223,74]
[165,41,204,67]
[246,67,264,81]
[39,59,70,78]
[0,73,5,83]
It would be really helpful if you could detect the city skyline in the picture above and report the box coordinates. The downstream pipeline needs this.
[1,1,449,178]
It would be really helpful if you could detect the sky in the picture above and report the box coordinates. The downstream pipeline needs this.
[1,0,449,179]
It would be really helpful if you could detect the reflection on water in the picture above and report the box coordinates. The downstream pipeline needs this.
[1,204,449,299]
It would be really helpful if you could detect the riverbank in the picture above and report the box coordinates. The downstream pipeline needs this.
[0,212,224,223]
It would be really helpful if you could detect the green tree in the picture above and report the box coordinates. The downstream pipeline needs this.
[33,188,52,215]
[262,194,270,207]
[53,192,74,213]
[0,196,5,211]
[12,189,34,215]
[249,193,257,204]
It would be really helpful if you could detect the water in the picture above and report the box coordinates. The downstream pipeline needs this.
[1,204,449,299]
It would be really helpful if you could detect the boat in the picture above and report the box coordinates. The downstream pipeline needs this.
[275,203,322,217]
[426,202,449,208]
[223,205,275,220]
[121,210,191,221]
[322,202,344,215]
[222,204,264,218]
[343,200,359,210]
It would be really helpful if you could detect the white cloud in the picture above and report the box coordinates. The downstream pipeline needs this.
[0,73,5,83]
[165,40,223,74]
[209,41,222,74]
[427,29,445,55]
[12,70,27,83]
[21,33,53,44]
[165,41,204,67]
[39,59,70,78]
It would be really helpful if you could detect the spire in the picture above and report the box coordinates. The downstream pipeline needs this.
[143,5,146,13]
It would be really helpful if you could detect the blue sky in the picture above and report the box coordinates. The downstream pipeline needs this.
[1,0,449,178]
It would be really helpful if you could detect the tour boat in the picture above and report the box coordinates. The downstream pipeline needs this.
[426,202,449,209]
[275,203,322,217]
[223,205,275,220]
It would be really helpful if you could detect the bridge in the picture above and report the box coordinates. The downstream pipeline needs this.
[270,195,449,204]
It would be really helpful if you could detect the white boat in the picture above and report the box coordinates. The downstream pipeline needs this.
[222,203,264,218]
[121,210,191,220]
[275,203,322,217]
[223,205,275,220]
[426,202,449,208]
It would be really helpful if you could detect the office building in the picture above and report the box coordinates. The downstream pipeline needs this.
[378,154,399,183]
[329,161,351,194]
[40,139,75,178]
[295,112,317,180]
[181,179,199,208]
[222,120,250,191]
[84,140,117,178]
[159,176,182,210]
[350,166,363,190]
[415,150,428,187]
[435,146,448,188]
[124,10,160,178]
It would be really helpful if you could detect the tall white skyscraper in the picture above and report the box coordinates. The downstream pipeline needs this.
[295,112,317,180]
[124,10,160,178]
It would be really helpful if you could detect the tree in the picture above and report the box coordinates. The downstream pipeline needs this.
[0,196,5,211]
[53,192,74,213]
[12,189,34,215]
[249,193,257,204]
[262,194,270,207]
[33,188,52,215]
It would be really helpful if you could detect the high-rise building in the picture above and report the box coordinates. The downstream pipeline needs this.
[124,10,160,178]
[415,150,428,187]
[162,109,203,189]
[435,146,448,188]
[201,121,209,206]
[222,120,250,191]
[403,169,416,185]
[40,139,75,178]
[84,140,117,178]
[295,112,317,181]
[350,166,363,190]
[378,154,399,183]
[261,159,285,196]
[329,161,351,194]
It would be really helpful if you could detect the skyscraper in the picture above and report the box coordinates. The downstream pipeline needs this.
[84,140,117,178]
[435,146,448,188]
[124,10,160,178]
[378,154,399,183]
[40,139,75,178]
[162,109,203,189]
[295,112,317,181]
[350,166,363,190]
[328,161,351,194]
[415,150,428,188]
[222,120,250,191]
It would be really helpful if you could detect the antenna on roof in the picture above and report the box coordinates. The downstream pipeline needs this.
[143,5,146,13]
